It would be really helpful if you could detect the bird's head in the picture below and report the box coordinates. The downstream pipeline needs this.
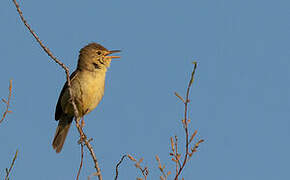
[77,43,120,71]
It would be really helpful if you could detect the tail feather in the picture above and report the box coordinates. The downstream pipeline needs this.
[52,116,73,153]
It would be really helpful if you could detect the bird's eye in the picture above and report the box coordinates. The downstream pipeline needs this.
[97,51,102,55]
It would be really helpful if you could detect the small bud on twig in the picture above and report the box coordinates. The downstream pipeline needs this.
[127,154,136,162]
[174,92,185,103]
[170,137,175,152]
[189,130,198,143]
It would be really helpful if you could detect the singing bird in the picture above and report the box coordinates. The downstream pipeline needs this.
[52,43,120,153]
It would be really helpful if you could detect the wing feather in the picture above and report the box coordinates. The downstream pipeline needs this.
[55,71,78,120]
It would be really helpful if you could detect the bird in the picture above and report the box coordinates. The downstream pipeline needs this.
[52,42,120,153]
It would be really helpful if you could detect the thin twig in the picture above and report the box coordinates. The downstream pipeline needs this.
[127,154,149,180]
[174,62,202,180]
[114,155,127,180]
[76,143,84,180]
[139,166,149,180]
[76,117,85,180]
[75,117,102,179]
[5,150,18,180]
[12,0,66,70]
[0,80,12,125]
[12,1,102,179]
[155,155,171,180]
[156,155,166,178]
[174,136,181,171]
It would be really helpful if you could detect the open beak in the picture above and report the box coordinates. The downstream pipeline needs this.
[104,50,121,59]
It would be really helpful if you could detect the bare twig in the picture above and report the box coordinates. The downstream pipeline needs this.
[12,1,102,179]
[76,117,85,180]
[169,136,181,176]
[75,116,102,179]
[0,80,13,125]
[76,143,84,180]
[5,150,18,180]
[155,155,171,180]
[128,154,149,180]
[174,136,181,171]
[114,155,127,180]
[173,62,204,180]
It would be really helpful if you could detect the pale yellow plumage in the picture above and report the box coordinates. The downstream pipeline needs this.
[52,43,120,153]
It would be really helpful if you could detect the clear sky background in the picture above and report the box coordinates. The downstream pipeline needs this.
[1,0,289,179]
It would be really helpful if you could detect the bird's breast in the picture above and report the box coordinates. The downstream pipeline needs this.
[71,70,106,116]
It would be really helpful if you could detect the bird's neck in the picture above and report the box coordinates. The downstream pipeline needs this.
[77,59,107,73]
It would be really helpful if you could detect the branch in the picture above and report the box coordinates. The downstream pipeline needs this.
[173,62,204,180]
[0,80,13,125]
[114,154,149,180]
[5,150,18,180]
[76,143,84,180]
[12,1,102,179]
[127,154,149,180]
[155,155,171,180]
[114,155,127,180]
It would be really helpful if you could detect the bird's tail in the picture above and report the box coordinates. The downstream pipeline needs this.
[52,116,73,153]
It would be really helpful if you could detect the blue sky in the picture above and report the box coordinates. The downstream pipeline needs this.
[1,0,290,179]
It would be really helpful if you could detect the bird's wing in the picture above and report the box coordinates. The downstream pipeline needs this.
[55,70,78,120]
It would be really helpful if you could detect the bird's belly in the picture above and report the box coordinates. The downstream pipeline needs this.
[68,71,105,117]
[80,75,105,115]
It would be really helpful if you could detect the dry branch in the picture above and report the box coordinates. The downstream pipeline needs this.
[5,150,18,180]
[0,80,12,125]
[114,155,127,180]
[76,143,84,180]
[12,1,102,179]
[129,154,148,180]
[115,154,148,180]
[173,62,204,180]
[155,155,171,180]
